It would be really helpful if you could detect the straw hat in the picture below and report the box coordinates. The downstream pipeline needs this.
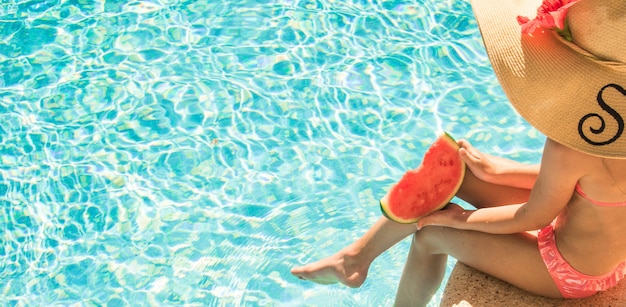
[469,0,626,158]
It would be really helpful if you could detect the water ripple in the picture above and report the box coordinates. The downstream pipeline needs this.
[0,0,544,306]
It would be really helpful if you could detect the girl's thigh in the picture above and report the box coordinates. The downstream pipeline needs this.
[458,170,532,208]
[416,225,562,298]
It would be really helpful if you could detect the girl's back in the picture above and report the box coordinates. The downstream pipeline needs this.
[555,153,626,276]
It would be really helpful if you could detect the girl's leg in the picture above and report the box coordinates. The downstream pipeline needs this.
[456,170,532,209]
[291,217,418,287]
[290,170,532,286]
[395,222,561,306]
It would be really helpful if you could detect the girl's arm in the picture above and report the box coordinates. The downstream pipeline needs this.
[419,139,584,234]
[458,140,540,190]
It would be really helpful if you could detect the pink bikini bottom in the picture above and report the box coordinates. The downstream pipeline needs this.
[538,224,626,299]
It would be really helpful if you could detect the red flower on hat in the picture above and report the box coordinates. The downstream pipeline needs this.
[517,0,580,39]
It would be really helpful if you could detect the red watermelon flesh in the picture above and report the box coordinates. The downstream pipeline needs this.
[380,133,465,224]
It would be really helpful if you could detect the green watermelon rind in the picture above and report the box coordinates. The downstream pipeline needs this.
[379,132,466,224]
[379,200,394,221]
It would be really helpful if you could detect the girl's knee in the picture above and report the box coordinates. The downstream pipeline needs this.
[413,225,447,251]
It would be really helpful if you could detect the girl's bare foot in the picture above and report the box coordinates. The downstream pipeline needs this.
[290,247,369,288]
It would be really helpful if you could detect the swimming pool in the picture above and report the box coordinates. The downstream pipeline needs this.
[0,0,545,306]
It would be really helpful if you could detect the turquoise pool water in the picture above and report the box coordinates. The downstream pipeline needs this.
[0,0,545,306]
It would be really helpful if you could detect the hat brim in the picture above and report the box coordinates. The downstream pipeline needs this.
[470,0,626,158]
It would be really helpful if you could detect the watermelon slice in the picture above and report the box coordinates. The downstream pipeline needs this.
[380,133,465,224]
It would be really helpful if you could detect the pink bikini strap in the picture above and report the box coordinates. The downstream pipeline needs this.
[575,183,626,207]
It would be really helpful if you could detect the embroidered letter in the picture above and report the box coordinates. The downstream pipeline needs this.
[578,84,625,146]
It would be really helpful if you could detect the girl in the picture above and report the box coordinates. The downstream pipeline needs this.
[291,0,626,305]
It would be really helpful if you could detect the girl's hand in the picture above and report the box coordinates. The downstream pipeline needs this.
[457,140,500,184]
[417,203,471,230]
[457,140,540,189]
